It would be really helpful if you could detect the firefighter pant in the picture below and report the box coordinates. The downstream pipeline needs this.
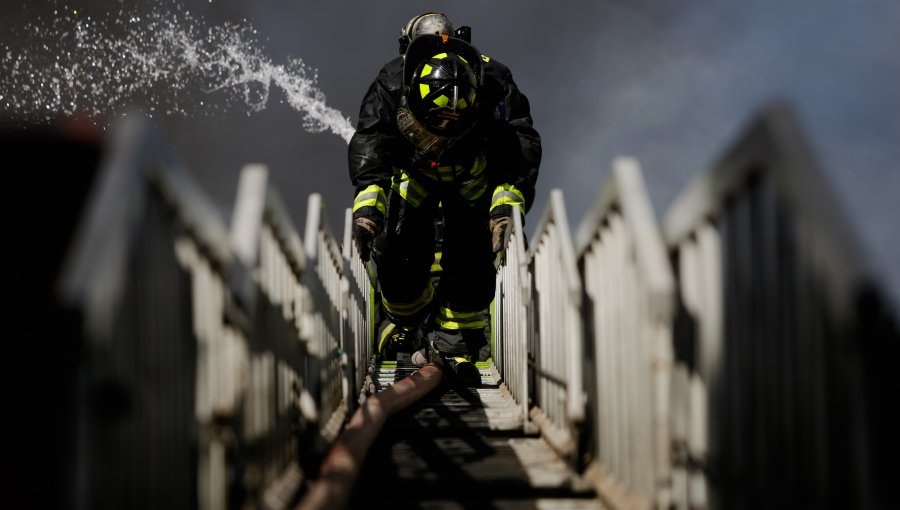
[372,174,495,356]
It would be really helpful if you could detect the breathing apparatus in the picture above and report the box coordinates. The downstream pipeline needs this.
[398,13,472,54]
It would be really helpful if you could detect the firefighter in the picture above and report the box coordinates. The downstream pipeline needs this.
[349,12,541,385]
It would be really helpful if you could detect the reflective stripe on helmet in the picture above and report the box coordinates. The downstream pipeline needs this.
[420,63,433,77]
[353,185,387,214]
[490,184,525,212]
[383,281,434,317]
[391,170,428,207]
[435,306,487,330]
[419,83,430,98]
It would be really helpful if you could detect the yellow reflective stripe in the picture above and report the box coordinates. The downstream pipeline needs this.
[439,307,486,320]
[490,185,525,210]
[382,281,434,317]
[434,94,449,107]
[492,184,525,202]
[460,177,488,201]
[469,154,487,177]
[436,306,487,330]
[436,316,487,330]
[436,165,455,182]
[419,83,430,98]
[378,322,397,352]
[480,54,491,62]
[353,185,387,214]
[431,251,443,273]
[392,171,428,207]
[434,52,448,59]
[420,63,433,77]
[458,55,469,64]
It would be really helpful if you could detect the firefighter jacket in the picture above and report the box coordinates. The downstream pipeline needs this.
[348,52,542,223]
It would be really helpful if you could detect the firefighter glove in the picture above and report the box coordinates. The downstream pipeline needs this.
[490,216,510,254]
[353,216,381,262]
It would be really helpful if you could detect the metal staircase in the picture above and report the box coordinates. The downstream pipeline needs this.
[4,102,897,510]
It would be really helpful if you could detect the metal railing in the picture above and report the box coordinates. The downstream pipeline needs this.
[55,118,358,510]
[228,164,320,508]
[575,157,675,510]
[58,117,240,510]
[526,189,586,462]
[341,208,373,409]
[662,104,887,509]
[302,193,349,443]
[41,104,900,510]
[492,205,532,428]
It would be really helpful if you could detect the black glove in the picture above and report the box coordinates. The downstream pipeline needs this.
[489,216,510,254]
[353,216,382,262]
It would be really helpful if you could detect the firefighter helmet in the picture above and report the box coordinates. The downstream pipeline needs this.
[403,13,454,42]
[406,51,478,138]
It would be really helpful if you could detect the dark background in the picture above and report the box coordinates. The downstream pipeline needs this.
[2,0,899,311]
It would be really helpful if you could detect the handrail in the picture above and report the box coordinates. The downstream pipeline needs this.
[44,102,899,510]
[661,104,883,508]
[303,193,349,442]
[342,207,373,412]
[575,157,675,510]
[53,118,360,510]
[526,188,585,461]
[493,204,532,429]
[58,116,233,342]
[663,104,874,318]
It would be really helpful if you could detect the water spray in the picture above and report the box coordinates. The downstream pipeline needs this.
[0,5,355,144]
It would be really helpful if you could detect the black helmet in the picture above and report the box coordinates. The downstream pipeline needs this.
[398,34,484,154]
[407,51,478,138]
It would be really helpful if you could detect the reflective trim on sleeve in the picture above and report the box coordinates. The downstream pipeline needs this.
[353,185,387,214]
[490,184,525,212]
